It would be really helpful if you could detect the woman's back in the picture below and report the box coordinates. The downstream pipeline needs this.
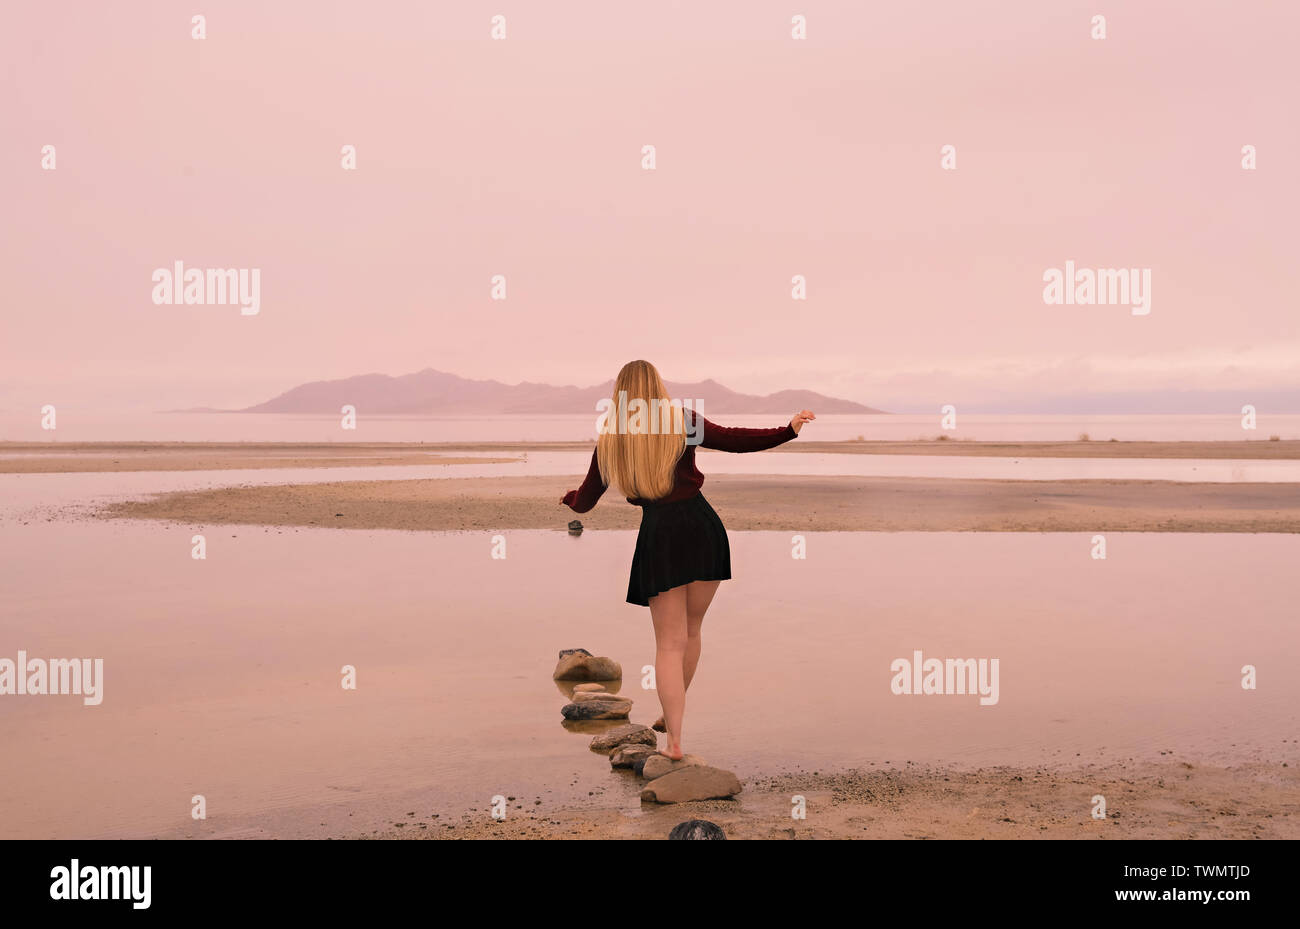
[562,408,798,511]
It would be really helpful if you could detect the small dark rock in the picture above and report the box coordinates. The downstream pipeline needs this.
[669,820,727,840]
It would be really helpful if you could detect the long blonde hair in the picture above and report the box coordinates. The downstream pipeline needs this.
[596,360,687,500]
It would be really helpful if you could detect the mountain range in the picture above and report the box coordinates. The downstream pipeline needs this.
[229,368,882,415]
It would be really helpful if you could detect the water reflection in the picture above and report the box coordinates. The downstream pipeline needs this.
[0,516,1293,839]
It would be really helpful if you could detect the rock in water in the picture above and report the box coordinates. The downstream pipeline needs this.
[572,690,630,705]
[610,744,660,768]
[669,820,727,840]
[641,753,705,780]
[631,754,659,776]
[572,683,606,694]
[561,698,631,720]
[553,649,622,681]
[640,766,742,803]
[590,724,657,752]
[568,520,584,535]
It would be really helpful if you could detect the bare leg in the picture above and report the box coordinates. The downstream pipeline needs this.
[648,586,689,759]
[653,580,721,732]
[683,579,720,689]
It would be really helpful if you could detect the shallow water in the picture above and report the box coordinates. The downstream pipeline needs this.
[0,496,1295,838]
[4,448,1300,509]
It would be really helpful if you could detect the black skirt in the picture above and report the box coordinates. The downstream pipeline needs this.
[626,492,732,607]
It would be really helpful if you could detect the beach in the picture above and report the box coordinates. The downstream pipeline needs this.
[2,439,1297,841]
[377,760,1298,841]
[85,473,1300,534]
[0,439,1296,533]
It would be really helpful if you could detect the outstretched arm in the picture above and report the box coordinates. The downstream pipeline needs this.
[561,447,607,512]
[699,409,815,452]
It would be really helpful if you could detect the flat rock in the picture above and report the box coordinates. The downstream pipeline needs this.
[610,744,660,768]
[632,751,701,776]
[641,753,705,781]
[669,820,727,840]
[572,683,607,694]
[553,650,622,681]
[590,724,657,752]
[640,765,742,804]
[573,691,630,705]
[561,699,631,721]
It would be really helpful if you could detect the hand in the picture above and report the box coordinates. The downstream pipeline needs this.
[789,410,816,434]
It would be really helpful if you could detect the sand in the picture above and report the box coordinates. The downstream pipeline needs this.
[97,473,1300,533]
[372,760,1298,840]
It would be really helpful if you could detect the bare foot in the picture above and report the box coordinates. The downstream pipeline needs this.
[662,742,684,761]
[652,716,667,733]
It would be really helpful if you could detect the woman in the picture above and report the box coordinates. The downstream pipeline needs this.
[562,360,815,761]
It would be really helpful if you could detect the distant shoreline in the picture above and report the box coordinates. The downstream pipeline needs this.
[3,436,1300,473]
[8,439,1300,533]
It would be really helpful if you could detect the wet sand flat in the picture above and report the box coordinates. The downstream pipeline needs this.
[98,473,1300,533]
[388,761,1298,840]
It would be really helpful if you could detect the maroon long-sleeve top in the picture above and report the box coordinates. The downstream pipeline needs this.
[561,410,798,511]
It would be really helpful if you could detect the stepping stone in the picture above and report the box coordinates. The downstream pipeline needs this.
[573,691,629,705]
[590,723,657,752]
[610,744,660,768]
[553,648,622,682]
[561,698,631,720]
[640,765,742,804]
[641,753,705,781]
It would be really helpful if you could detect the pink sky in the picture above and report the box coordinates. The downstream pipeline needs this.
[2,0,1297,414]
